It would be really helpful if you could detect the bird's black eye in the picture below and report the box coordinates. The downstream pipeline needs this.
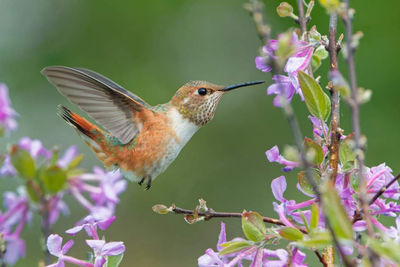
[197,88,207,96]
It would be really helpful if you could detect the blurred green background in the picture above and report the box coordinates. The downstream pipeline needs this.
[1,0,399,266]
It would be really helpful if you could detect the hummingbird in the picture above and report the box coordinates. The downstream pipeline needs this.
[41,66,264,189]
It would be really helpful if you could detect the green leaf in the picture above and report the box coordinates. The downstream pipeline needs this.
[339,135,355,171]
[304,137,324,165]
[321,183,354,240]
[219,241,252,255]
[298,169,321,196]
[242,211,267,242]
[278,227,303,241]
[67,154,84,170]
[311,55,322,72]
[310,203,319,230]
[298,71,331,121]
[106,254,124,267]
[368,238,400,264]
[299,211,310,232]
[297,231,332,248]
[314,45,329,60]
[10,145,35,179]
[42,166,67,194]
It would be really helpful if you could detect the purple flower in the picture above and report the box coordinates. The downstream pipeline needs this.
[256,32,313,108]
[47,234,74,267]
[89,167,126,205]
[255,40,278,73]
[267,75,297,108]
[271,176,316,227]
[57,146,79,169]
[0,190,31,232]
[48,194,69,226]
[86,239,125,267]
[266,146,299,172]
[198,222,250,266]
[3,234,25,265]
[290,247,307,267]
[366,163,400,200]
[69,167,126,221]
[66,216,116,239]
[309,116,329,138]
[0,83,18,133]
[18,137,51,159]
[0,155,16,177]
[47,234,93,267]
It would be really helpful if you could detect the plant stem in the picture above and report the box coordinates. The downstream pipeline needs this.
[342,0,379,265]
[327,12,340,185]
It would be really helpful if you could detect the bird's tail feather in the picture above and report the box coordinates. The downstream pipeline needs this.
[57,105,103,152]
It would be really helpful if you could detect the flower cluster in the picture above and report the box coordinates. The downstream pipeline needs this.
[0,136,126,265]
[255,32,314,107]
[267,116,400,235]
[198,222,306,267]
[47,216,125,267]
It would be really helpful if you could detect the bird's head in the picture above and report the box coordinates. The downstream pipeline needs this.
[170,80,264,126]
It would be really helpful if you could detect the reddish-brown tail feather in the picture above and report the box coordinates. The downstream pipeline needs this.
[57,105,102,140]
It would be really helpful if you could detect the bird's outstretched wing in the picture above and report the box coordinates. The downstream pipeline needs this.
[42,66,151,144]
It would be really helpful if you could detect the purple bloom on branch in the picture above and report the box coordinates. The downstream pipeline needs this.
[3,234,25,265]
[266,146,299,172]
[86,239,125,267]
[0,83,18,133]
[18,137,51,159]
[256,32,313,108]
[47,234,93,267]
[66,215,116,238]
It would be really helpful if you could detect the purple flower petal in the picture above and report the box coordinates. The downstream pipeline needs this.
[271,176,287,202]
[47,234,63,256]
[62,239,74,254]
[58,146,78,169]
[102,241,125,256]
[97,216,116,231]
[217,222,226,251]
[86,239,105,253]
[65,225,84,235]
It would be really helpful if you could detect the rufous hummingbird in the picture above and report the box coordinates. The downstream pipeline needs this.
[41,66,264,189]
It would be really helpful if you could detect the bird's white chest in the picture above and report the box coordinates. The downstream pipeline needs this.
[150,108,200,178]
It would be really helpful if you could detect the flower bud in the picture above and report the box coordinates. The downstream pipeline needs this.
[277,2,293,17]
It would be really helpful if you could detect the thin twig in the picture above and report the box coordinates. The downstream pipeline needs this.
[172,206,287,227]
[327,12,340,185]
[297,0,307,34]
[171,205,327,266]
[369,172,400,205]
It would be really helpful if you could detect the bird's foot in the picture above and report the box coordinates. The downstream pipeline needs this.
[138,177,145,186]
[145,178,152,190]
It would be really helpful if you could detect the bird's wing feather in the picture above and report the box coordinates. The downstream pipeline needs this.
[42,66,150,144]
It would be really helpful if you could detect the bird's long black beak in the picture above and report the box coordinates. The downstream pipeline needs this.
[219,80,265,91]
